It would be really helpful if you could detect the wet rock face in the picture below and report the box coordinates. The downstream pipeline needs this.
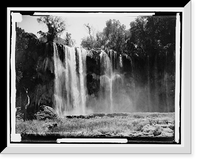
[85,49,133,97]
[86,52,101,96]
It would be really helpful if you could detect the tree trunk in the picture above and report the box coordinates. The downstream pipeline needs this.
[24,90,30,121]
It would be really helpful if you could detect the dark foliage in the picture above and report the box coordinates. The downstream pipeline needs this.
[15,27,55,119]
[15,15,176,120]
[127,16,176,112]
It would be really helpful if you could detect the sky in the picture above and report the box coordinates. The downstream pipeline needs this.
[17,13,146,46]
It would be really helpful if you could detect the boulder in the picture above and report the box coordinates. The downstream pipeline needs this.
[141,124,163,137]
[142,124,156,133]
[153,126,163,136]
[35,105,57,120]
[168,124,175,130]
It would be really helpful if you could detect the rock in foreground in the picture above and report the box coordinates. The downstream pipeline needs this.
[35,105,57,120]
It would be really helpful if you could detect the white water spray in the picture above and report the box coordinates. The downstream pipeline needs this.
[54,44,126,116]
[99,50,122,113]
[77,48,87,115]
[53,43,87,117]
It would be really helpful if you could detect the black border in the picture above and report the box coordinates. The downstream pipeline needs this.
[10,10,182,144]
[0,7,8,153]
[7,0,190,7]
[0,1,194,157]
[179,12,183,144]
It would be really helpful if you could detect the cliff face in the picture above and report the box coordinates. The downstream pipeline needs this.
[16,38,175,120]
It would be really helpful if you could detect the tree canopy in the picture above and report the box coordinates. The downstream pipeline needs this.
[81,19,128,53]
[37,16,66,42]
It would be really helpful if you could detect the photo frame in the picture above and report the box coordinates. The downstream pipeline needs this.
[2,2,192,154]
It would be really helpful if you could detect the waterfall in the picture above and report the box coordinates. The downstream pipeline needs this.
[67,46,80,113]
[77,48,87,115]
[53,43,87,117]
[53,43,125,115]
[99,50,122,113]
[64,46,71,114]
[119,54,123,68]
[53,43,65,116]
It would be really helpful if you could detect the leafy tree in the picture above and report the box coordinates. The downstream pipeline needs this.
[81,24,98,50]
[37,16,66,42]
[127,16,176,112]
[81,19,128,53]
[128,16,175,78]
[65,32,75,46]
[102,19,127,53]
[36,16,67,76]
[95,32,107,48]
[15,27,41,92]
[81,36,94,50]
[15,27,28,85]
[15,26,45,119]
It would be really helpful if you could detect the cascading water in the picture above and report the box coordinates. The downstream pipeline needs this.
[77,48,87,115]
[67,46,80,114]
[99,50,122,113]
[53,43,87,117]
[53,42,134,116]
[53,43,65,116]
[119,54,123,68]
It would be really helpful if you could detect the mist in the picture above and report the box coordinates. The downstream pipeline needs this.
[53,45,175,116]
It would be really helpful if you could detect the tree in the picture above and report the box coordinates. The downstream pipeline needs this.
[127,16,176,112]
[36,16,67,77]
[37,16,66,42]
[15,27,40,92]
[128,16,175,80]
[102,19,127,54]
[65,32,74,46]
[81,24,97,50]
[81,36,95,50]
[84,23,92,39]
[15,26,46,119]
[81,19,128,52]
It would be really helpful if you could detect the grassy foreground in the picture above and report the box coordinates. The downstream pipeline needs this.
[16,112,175,138]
